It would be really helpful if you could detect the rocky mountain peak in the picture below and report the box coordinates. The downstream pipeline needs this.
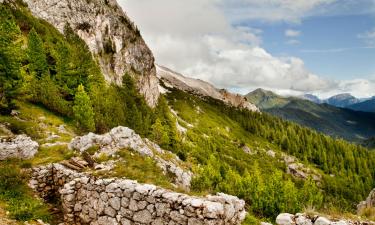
[22,0,160,106]
[156,65,259,112]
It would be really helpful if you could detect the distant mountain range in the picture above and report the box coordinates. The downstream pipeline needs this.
[299,93,375,113]
[246,89,375,143]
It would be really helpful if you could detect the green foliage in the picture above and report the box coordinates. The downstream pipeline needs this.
[73,84,95,131]
[89,73,154,135]
[0,160,51,222]
[27,28,48,78]
[0,5,22,114]
[151,118,170,146]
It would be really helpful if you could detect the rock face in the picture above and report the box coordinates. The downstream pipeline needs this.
[157,65,259,112]
[357,188,375,213]
[0,135,38,160]
[275,213,374,225]
[30,164,247,225]
[22,0,159,106]
[69,126,192,189]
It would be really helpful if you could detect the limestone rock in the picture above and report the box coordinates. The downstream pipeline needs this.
[0,135,38,160]
[314,217,331,225]
[276,213,295,225]
[157,65,259,112]
[22,0,159,107]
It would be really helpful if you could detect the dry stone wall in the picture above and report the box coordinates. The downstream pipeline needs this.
[29,164,247,225]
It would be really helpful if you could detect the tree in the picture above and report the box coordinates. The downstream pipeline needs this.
[0,6,22,114]
[151,118,170,146]
[27,28,48,78]
[73,84,95,131]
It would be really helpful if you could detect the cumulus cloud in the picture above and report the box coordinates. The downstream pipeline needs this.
[121,0,374,98]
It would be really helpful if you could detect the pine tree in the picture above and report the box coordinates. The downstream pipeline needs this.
[27,28,48,78]
[151,118,170,146]
[73,84,95,131]
[0,6,22,114]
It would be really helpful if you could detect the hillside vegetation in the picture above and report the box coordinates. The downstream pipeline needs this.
[0,2,374,224]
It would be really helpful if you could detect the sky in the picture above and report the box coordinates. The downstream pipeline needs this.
[120,0,375,98]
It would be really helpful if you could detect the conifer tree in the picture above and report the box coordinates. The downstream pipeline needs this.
[27,28,48,78]
[73,84,95,131]
[0,6,21,114]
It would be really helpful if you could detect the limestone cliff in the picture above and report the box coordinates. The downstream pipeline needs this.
[22,0,160,106]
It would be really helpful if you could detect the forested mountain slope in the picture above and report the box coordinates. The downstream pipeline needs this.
[246,89,375,142]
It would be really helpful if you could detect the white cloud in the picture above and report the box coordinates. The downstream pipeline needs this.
[121,0,374,98]
[285,29,301,37]
[358,29,375,46]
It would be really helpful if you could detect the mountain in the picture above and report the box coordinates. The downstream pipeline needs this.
[325,93,361,108]
[246,89,375,142]
[157,65,259,112]
[245,88,289,109]
[23,0,160,106]
[300,94,322,104]
[348,98,375,113]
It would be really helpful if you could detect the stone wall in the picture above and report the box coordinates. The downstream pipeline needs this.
[29,164,247,225]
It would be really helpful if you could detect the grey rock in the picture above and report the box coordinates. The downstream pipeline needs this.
[133,210,152,224]
[0,135,39,160]
[109,197,121,210]
[314,217,331,225]
[276,213,295,225]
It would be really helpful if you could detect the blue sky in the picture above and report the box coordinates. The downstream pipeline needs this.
[243,10,375,81]
[123,0,375,98]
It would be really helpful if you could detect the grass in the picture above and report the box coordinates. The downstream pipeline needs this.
[94,149,175,189]
[358,207,375,221]
[0,101,76,144]
[26,145,76,166]
[0,160,51,222]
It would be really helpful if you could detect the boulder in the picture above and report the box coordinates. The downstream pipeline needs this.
[314,217,331,225]
[276,213,295,225]
[0,135,38,160]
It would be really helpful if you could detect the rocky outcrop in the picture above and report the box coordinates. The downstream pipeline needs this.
[157,65,259,112]
[0,135,38,160]
[357,188,375,213]
[69,126,192,189]
[29,164,247,225]
[275,213,374,225]
[22,0,159,106]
